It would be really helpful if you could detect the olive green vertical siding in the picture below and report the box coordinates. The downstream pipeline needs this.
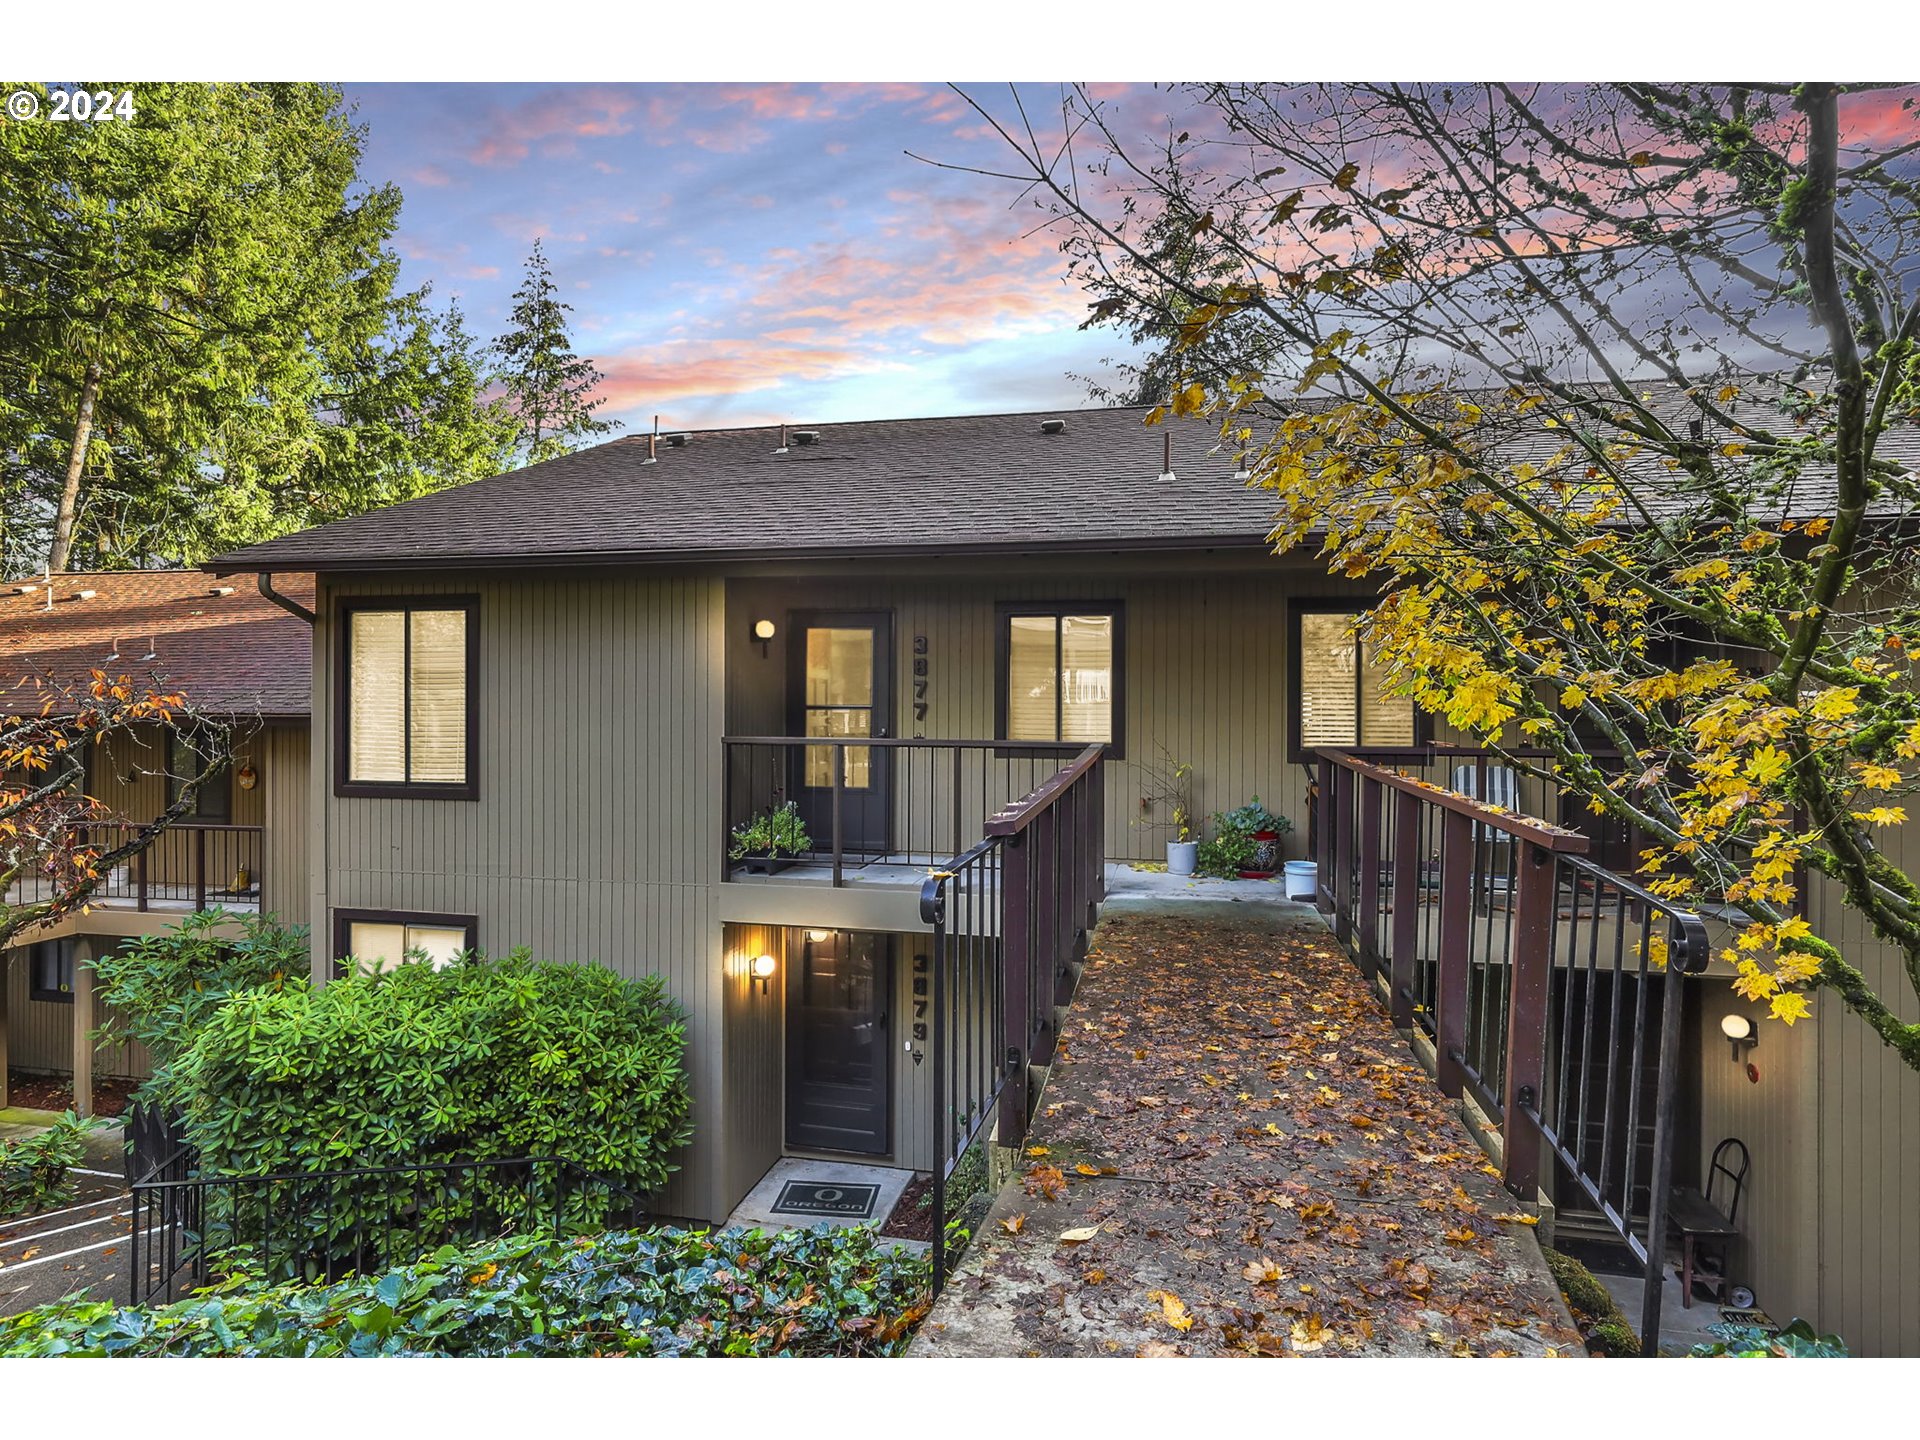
[1805,861,1920,1357]
[726,558,1383,863]
[260,722,310,934]
[720,923,786,1209]
[1689,975,1822,1330]
[2,940,150,1079]
[312,570,729,1222]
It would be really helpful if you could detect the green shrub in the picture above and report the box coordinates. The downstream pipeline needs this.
[1691,1317,1849,1358]
[1541,1247,1640,1357]
[0,1113,102,1219]
[1196,828,1257,878]
[0,1224,928,1358]
[92,912,310,1102]
[172,949,693,1261]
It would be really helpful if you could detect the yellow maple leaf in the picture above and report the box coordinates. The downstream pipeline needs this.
[1148,1289,1195,1331]
[1291,1315,1329,1352]
[1770,992,1812,1025]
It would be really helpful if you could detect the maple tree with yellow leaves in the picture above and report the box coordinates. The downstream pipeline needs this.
[962,81,1920,1070]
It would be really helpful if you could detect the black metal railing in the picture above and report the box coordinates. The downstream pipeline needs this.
[722,737,1082,885]
[74,822,265,912]
[1312,747,1707,1356]
[920,743,1105,1295]
[129,1152,653,1305]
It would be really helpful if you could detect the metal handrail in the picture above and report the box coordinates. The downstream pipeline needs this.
[1309,745,1706,1356]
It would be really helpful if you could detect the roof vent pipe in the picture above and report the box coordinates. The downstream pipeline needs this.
[1234,452,1252,481]
[1040,418,1066,435]
[1158,431,1176,482]
[775,423,789,455]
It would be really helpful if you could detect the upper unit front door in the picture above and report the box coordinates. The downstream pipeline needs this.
[788,611,892,858]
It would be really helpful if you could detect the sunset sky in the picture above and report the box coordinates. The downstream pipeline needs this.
[346,82,1187,432]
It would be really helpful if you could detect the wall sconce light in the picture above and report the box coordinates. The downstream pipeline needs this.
[805,929,832,943]
[751,618,776,657]
[751,953,777,995]
[1720,1012,1758,1062]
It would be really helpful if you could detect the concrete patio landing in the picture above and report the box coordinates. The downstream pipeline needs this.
[726,1157,914,1233]
[911,904,1582,1357]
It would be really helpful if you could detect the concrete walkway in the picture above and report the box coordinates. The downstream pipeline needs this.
[912,903,1582,1357]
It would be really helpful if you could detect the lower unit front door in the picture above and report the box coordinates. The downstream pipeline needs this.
[786,930,891,1155]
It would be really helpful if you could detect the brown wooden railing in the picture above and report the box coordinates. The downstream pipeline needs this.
[919,743,1106,1295]
[721,736,1082,885]
[1311,747,1708,1356]
[79,822,265,912]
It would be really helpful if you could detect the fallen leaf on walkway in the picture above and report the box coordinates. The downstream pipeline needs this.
[1147,1289,1195,1331]
[1137,1340,1184,1356]
[1443,1226,1478,1245]
[1291,1315,1329,1352]
[1025,1165,1065,1201]
[1059,1225,1101,1244]
[1244,1257,1285,1284]
[1491,1212,1539,1225]
[999,1214,1026,1234]
[1026,1145,1050,1157]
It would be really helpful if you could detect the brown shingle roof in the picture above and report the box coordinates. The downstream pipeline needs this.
[0,571,312,718]
[206,407,1272,572]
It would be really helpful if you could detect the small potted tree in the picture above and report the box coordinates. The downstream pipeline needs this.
[729,800,811,874]
[1137,749,1198,875]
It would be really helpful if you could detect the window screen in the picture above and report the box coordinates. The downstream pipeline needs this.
[344,603,471,791]
[1296,608,1415,749]
[1001,607,1119,747]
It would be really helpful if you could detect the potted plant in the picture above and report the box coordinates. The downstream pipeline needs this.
[729,800,811,874]
[1195,821,1258,880]
[1137,748,1198,875]
[1218,796,1292,877]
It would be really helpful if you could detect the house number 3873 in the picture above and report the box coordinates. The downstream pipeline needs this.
[912,633,929,733]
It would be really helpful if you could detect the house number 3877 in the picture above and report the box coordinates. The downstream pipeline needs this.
[912,633,929,733]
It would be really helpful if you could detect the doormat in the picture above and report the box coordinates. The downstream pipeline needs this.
[770,1180,882,1219]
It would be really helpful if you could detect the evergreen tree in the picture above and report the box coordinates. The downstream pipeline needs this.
[491,240,620,465]
[0,82,514,571]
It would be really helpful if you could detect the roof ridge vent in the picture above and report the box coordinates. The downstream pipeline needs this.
[207,584,237,597]
[664,432,692,447]
[792,428,821,446]
[1040,418,1066,435]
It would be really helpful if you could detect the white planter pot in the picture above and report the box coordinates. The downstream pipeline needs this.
[1283,860,1318,901]
[1167,840,1198,876]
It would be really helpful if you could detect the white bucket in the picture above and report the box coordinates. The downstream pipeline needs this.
[1167,840,1198,876]
[1283,860,1318,901]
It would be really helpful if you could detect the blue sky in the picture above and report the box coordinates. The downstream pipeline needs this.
[344,82,1156,432]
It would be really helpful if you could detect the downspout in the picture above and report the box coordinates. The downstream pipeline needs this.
[256,572,317,625]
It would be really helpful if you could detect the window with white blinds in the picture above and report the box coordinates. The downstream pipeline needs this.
[1000,605,1121,751]
[343,602,473,793]
[1295,607,1415,750]
[342,918,473,975]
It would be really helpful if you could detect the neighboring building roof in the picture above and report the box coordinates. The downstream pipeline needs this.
[206,408,1275,573]
[0,570,313,718]
[203,394,1920,576]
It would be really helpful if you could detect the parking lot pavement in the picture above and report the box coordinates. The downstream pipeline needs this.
[0,1169,138,1318]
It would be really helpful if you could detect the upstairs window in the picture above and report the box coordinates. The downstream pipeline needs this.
[997,603,1123,754]
[1290,604,1419,759]
[167,728,230,821]
[337,598,477,798]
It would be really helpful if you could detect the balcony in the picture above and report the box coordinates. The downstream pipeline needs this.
[4,823,265,915]
[720,736,1091,890]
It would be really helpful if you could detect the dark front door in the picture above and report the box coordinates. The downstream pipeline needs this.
[787,612,892,857]
[786,930,891,1155]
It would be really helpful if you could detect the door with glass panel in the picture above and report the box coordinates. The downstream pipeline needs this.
[787,612,893,858]
[786,930,891,1154]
